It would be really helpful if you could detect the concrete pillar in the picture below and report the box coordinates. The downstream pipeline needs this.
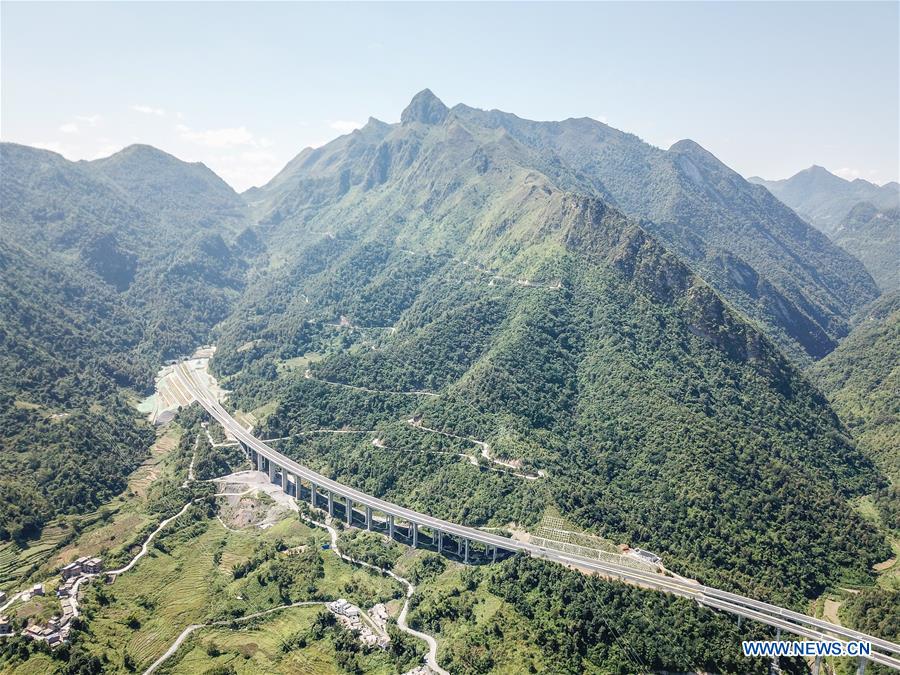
[268,461,277,483]
[412,523,418,548]
[346,497,352,525]
[769,626,780,675]
[438,530,443,552]
[464,539,469,564]
[389,514,395,539]
[250,449,258,470]
[328,491,334,516]
[457,538,462,555]
[310,482,317,508]
[812,655,822,675]
[492,546,497,563]
[365,507,372,530]
[857,658,867,675]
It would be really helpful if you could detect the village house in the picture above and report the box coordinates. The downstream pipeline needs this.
[83,558,103,574]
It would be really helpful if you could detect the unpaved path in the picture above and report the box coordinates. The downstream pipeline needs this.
[407,418,545,480]
[302,512,449,675]
[305,369,438,397]
[143,601,326,675]
[204,471,449,675]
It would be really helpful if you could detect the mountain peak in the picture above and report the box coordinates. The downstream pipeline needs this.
[400,88,449,125]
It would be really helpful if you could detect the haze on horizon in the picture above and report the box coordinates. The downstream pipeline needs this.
[1,1,898,192]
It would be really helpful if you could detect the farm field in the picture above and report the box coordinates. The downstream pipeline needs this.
[0,428,182,592]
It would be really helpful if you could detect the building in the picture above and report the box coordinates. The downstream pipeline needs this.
[83,558,103,574]
[56,578,77,598]
[60,561,82,580]
[629,548,662,565]
[31,584,44,597]
[0,616,11,635]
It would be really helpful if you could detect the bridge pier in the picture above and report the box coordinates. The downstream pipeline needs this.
[327,491,334,516]
[366,507,372,530]
[412,522,418,548]
[857,657,867,675]
[812,655,822,675]
[346,497,352,525]
[492,545,497,563]
[268,460,277,484]
[464,538,470,564]
[438,529,443,552]
[388,515,395,539]
[457,538,462,556]
[310,482,317,508]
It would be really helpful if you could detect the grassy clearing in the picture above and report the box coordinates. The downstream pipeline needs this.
[0,427,183,593]
[851,494,899,590]
[77,507,405,673]
[167,604,398,675]
[275,352,323,376]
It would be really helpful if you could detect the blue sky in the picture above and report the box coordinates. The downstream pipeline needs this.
[2,1,898,191]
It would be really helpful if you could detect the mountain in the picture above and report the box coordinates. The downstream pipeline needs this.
[831,203,899,292]
[0,142,254,541]
[214,91,890,603]
[248,90,879,361]
[812,292,900,485]
[88,144,248,232]
[749,165,900,235]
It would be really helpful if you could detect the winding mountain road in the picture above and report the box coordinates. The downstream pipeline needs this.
[174,361,900,671]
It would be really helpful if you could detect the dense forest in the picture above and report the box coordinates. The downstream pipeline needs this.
[1,87,896,670]
[220,205,889,606]
[0,143,255,542]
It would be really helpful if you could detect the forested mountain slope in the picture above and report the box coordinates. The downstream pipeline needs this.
[246,91,878,361]
[214,93,890,604]
[750,165,900,235]
[812,292,899,486]
[0,143,254,541]
[831,203,899,292]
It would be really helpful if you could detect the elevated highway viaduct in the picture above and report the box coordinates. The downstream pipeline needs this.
[174,362,900,672]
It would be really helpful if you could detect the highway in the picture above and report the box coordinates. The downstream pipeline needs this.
[174,362,900,670]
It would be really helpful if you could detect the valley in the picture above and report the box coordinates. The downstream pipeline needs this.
[1,88,897,674]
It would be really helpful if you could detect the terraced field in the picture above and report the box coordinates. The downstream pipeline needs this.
[166,605,399,674]
[0,428,182,592]
[79,507,405,673]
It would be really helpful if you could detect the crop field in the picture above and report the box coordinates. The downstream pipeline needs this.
[81,507,404,673]
[0,428,182,592]
[166,605,397,675]
[0,520,73,590]
[85,523,227,671]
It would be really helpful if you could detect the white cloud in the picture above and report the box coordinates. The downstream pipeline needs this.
[87,144,123,160]
[834,167,864,181]
[177,124,258,148]
[240,150,277,163]
[58,122,79,134]
[329,119,363,133]
[31,141,66,154]
[75,114,102,126]
[131,104,166,116]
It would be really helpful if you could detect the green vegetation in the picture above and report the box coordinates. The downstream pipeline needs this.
[832,204,899,293]
[0,142,257,545]
[812,292,899,494]
[338,530,404,570]
[402,553,796,674]
[226,232,888,605]
[2,89,898,671]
